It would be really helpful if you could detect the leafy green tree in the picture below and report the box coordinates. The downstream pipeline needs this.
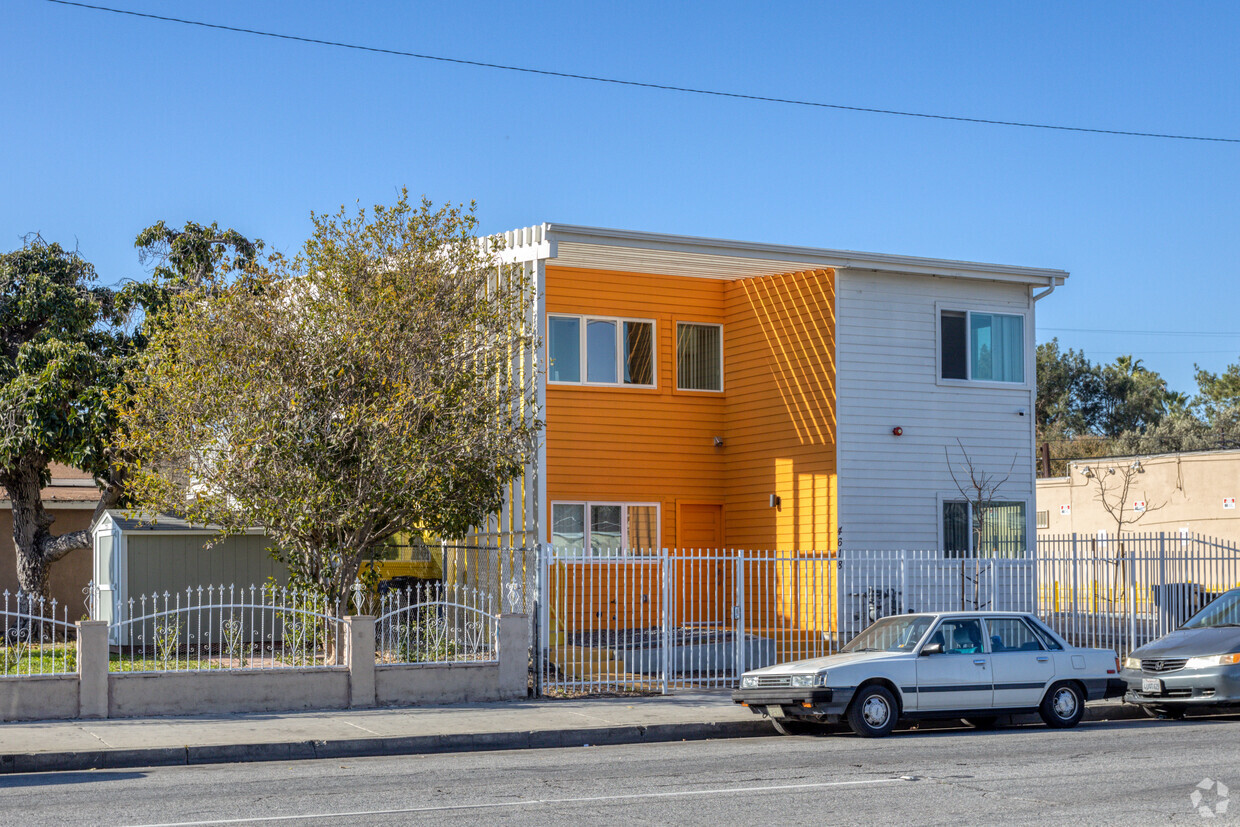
[1036,339,1104,439]
[1113,409,1240,454]
[118,193,541,607]
[0,224,262,601]
[0,237,127,600]
[1193,360,1240,423]
[1098,354,1168,436]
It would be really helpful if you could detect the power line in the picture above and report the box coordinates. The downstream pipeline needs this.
[1042,327,1240,337]
[40,0,1240,145]
[1077,350,1239,356]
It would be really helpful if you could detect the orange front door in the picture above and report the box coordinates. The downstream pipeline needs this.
[674,503,727,627]
[677,502,723,548]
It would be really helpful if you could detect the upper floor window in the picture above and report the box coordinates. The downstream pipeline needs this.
[677,322,722,391]
[940,310,1024,383]
[548,315,655,386]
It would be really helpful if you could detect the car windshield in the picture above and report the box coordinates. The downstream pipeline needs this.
[1183,589,1240,628]
[841,616,933,653]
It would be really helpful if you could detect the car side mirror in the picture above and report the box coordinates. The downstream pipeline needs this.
[920,643,943,656]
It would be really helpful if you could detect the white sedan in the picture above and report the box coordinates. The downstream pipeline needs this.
[732,611,1124,737]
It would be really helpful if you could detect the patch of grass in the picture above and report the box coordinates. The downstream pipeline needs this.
[0,642,77,677]
[106,649,338,672]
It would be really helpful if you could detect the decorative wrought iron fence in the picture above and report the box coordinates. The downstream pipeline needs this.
[107,583,346,672]
[375,582,497,664]
[0,590,78,677]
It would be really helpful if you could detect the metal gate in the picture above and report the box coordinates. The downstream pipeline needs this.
[538,546,839,694]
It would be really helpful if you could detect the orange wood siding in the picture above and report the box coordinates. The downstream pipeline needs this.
[545,266,726,546]
[723,269,837,550]
[544,266,838,637]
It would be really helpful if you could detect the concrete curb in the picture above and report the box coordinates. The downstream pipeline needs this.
[0,701,1151,775]
[0,719,775,775]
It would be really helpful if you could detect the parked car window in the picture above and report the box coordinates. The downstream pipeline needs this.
[1025,616,1065,650]
[937,619,985,654]
[985,617,1044,652]
[1183,588,1240,628]
[840,615,933,653]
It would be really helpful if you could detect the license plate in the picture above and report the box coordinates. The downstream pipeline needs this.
[769,706,786,719]
[1142,678,1163,695]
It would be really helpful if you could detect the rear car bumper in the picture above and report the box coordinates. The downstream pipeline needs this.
[732,687,855,720]
[1121,665,1240,706]
[1091,678,1129,700]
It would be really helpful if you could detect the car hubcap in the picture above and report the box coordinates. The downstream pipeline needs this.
[1054,689,1077,718]
[863,696,890,727]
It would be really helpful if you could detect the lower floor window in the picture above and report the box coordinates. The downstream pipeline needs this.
[551,502,659,555]
[943,500,1027,557]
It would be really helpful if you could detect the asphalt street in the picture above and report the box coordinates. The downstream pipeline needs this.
[4,716,1238,826]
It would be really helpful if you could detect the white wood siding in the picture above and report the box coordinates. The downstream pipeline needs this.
[836,270,1037,551]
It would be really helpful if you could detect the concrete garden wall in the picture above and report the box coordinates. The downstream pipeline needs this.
[0,614,529,721]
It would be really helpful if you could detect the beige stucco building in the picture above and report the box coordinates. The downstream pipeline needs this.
[1037,449,1240,542]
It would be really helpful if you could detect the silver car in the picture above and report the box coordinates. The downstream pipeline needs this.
[1121,587,1240,718]
[732,611,1123,737]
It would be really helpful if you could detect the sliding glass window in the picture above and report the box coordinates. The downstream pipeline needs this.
[548,315,655,387]
[550,502,660,556]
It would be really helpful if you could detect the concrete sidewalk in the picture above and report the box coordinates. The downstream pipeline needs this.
[0,694,1146,775]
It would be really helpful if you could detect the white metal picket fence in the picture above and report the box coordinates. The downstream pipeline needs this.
[1038,532,1240,658]
[537,546,1037,694]
[537,535,1240,694]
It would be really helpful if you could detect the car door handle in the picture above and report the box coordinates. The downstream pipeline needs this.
[1036,656,1049,662]
[973,659,987,665]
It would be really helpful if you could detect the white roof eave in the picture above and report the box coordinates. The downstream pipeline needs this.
[490,223,1068,286]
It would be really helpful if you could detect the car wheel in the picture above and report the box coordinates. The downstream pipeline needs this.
[1039,682,1085,728]
[846,685,898,738]
[962,716,1000,730]
[1142,705,1188,720]
[770,718,823,736]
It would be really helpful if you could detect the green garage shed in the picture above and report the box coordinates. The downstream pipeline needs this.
[91,511,290,643]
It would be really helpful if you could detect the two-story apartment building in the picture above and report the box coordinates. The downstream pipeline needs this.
[479,224,1067,560]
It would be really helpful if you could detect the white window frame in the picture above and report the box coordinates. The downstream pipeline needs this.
[934,301,1032,389]
[675,321,724,393]
[937,493,1031,558]
[550,501,661,556]
[546,314,657,388]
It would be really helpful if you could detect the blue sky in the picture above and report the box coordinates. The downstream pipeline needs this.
[4,1,1238,393]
